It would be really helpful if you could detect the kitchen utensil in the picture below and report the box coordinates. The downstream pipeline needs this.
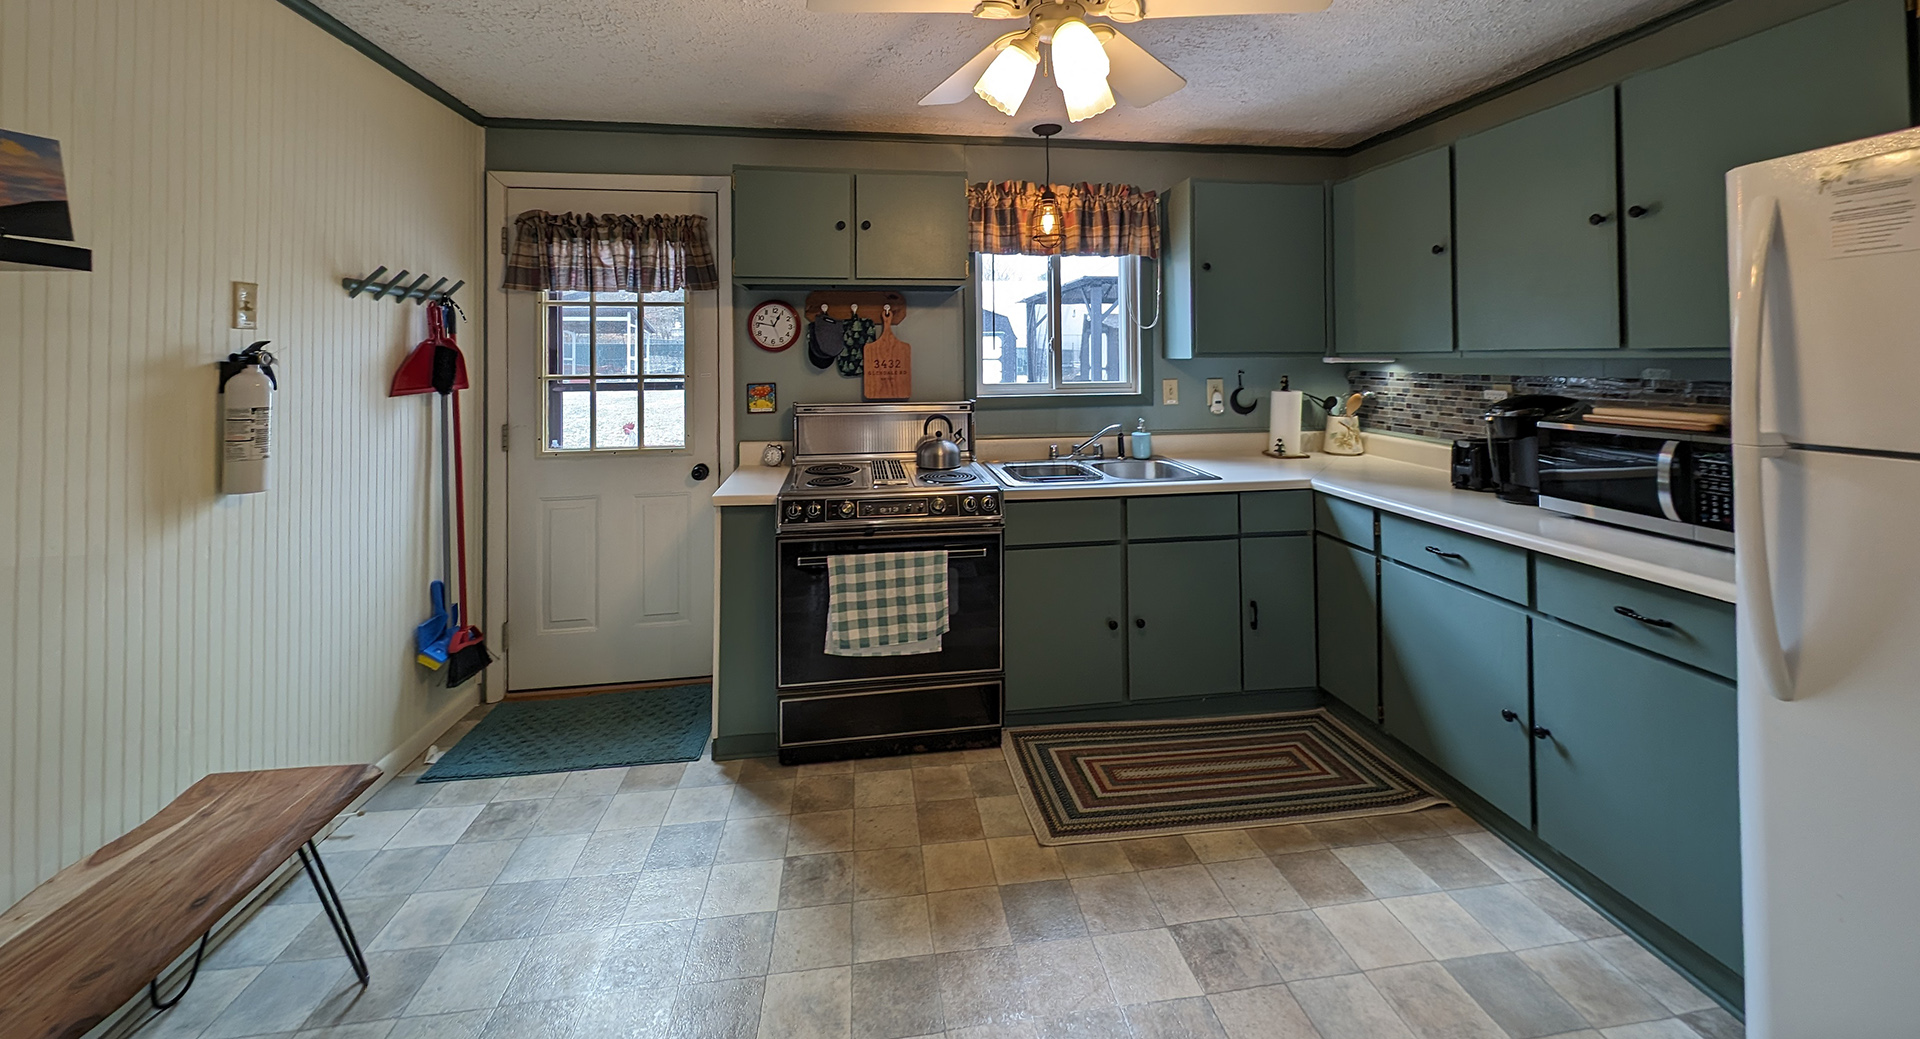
[916,415,962,470]
[1343,392,1365,416]
[863,308,911,400]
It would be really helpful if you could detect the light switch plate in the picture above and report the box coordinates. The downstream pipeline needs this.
[231,282,258,330]
[1161,379,1179,405]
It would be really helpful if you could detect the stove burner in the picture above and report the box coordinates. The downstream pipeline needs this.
[805,464,859,476]
[919,471,977,485]
[807,476,855,487]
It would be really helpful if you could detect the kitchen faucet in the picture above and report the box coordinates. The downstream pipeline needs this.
[1052,423,1123,460]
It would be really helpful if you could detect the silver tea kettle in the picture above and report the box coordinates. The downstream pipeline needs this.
[916,414,962,470]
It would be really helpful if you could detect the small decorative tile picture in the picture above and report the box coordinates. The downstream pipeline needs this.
[746,382,776,414]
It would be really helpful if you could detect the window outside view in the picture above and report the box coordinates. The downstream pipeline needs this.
[541,289,687,451]
[979,253,1135,395]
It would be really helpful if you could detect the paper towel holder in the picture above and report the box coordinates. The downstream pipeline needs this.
[1229,371,1260,415]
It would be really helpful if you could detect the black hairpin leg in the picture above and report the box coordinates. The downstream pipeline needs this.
[148,932,209,1011]
[298,840,370,985]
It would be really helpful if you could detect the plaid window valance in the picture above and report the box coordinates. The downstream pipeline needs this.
[968,181,1160,259]
[503,210,719,293]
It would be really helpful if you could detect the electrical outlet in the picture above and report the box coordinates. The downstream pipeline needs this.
[1161,378,1179,405]
[1640,367,1672,382]
[231,282,258,330]
[1206,378,1225,415]
[1483,382,1514,401]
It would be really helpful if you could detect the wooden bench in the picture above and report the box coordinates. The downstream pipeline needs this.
[0,764,383,1039]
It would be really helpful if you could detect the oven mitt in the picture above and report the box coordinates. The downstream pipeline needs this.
[839,316,877,378]
[808,314,845,370]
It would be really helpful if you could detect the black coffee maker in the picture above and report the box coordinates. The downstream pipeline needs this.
[1484,395,1579,505]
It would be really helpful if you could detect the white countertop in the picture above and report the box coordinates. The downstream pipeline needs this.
[712,434,1736,602]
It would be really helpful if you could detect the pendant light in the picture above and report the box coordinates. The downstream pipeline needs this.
[1030,122,1064,251]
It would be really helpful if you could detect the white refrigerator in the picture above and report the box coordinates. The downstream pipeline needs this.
[1728,127,1920,1037]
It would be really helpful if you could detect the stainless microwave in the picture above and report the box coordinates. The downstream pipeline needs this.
[1534,421,1733,548]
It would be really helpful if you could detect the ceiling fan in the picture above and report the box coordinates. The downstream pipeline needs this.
[806,0,1333,122]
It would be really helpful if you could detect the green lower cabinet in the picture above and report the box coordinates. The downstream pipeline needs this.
[1241,535,1316,691]
[1533,620,1742,970]
[716,507,779,744]
[1128,539,1243,700]
[1381,562,1532,822]
[1005,545,1127,712]
[1315,534,1379,720]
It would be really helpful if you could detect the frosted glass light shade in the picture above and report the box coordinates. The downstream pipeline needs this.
[975,41,1039,116]
[1050,18,1115,122]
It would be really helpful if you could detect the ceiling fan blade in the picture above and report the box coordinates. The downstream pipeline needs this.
[1100,29,1187,107]
[1142,0,1332,16]
[920,39,1009,105]
[807,0,980,11]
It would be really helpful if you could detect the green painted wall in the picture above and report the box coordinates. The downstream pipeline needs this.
[486,128,1351,442]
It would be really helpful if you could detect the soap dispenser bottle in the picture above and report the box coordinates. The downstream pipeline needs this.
[1130,418,1152,459]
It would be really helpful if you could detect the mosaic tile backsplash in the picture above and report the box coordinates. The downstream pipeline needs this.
[1344,371,1733,440]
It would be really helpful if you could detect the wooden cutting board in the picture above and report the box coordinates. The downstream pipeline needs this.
[1585,404,1728,432]
[863,312,911,400]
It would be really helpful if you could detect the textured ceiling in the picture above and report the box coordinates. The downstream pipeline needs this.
[311,0,1698,147]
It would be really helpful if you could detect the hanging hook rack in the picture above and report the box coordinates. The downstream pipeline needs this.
[342,266,465,305]
[1229,370,1259,415]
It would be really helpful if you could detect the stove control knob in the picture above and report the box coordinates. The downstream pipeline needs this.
[804,500,823,520]
[783,501,803,522]
[837,500,857,519]
[961,495,978,514]
[979,495,999,514]
[929,496,950,515]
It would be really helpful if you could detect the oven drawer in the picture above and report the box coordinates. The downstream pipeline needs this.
[779,680,1003,748]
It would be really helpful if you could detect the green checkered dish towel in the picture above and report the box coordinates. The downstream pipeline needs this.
[825,551,950,656]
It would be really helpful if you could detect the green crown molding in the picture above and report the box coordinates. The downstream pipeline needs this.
[279,0,1817,158]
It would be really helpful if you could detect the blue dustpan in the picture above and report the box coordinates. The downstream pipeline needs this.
[416,580,451,669]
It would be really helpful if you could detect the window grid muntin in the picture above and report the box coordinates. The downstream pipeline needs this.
[539,290,688,452]
[976,252,1141,397]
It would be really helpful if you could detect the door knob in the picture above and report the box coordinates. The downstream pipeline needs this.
[1531,725,1552,740]
[690,463,711,481]
[1501,709,1518,723]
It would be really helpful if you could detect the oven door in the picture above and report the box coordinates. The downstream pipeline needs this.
[777,529,1003,689]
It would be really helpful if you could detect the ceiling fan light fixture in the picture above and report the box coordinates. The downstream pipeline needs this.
[1048,17,1116,122]
[972,0,1023,17]
[975,35,1040,116]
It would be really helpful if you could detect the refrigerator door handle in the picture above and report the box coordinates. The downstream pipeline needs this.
[1732,195,1796,702]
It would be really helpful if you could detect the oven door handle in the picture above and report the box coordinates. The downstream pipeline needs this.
[795,547,990,569]
[1654,440,1683,523]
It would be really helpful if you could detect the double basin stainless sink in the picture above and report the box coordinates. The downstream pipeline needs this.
[992,457,1221,485]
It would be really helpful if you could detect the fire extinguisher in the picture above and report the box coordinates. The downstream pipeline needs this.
[219,341,277,494]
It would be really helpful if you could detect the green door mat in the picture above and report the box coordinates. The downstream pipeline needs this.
[419,684,711,782]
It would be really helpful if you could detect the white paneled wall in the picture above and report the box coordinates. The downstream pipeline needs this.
[1,0,485,905]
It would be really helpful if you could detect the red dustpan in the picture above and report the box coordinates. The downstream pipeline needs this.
[390,303,469,397]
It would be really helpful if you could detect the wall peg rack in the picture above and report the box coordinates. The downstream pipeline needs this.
[341,266,463,305]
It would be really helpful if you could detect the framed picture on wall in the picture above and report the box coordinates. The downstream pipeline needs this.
[746,382,776,414]
[1,128,89,270]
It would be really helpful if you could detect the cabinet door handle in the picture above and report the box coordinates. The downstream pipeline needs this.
[1613,605,1675,628]
[861,220,871,230]
[1531,725,1553,740]
[1107,619,1119,631]
[1201,262,1212,271]
[1135,618,1147,629]
[1588,213,1611,225]
[1424,545,1465,562]
[1248,600,1259,630]
[1501,709,1518,723]
[835,220,847,231]
[1627,204,1650,218]
[1431,243,1446,255]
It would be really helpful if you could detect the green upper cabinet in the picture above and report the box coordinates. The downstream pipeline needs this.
[732,168,967,285]
[854,172,970,282]
[1455,90,1620,352]
[1241,535,1316,691]
[1533,619,1741,970]
[1620,0,1910,351]
[1164,180,1327,357]
[1333,148,1454,356]
[1128,538,1244,700]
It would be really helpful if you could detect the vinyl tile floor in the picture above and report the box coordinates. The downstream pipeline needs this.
[133,708,1743,1039]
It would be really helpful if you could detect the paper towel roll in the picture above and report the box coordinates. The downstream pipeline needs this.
[1267,390,1306,457]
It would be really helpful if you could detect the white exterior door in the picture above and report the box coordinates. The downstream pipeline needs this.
[504,188,720,691]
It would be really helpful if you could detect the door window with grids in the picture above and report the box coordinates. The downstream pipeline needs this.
[977,252,1142,396]
[540,289,687,451]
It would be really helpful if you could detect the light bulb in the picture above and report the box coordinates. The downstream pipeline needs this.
[975,38,1039,117]
[1050,18,1115,122]
[1031,190,1064,249]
